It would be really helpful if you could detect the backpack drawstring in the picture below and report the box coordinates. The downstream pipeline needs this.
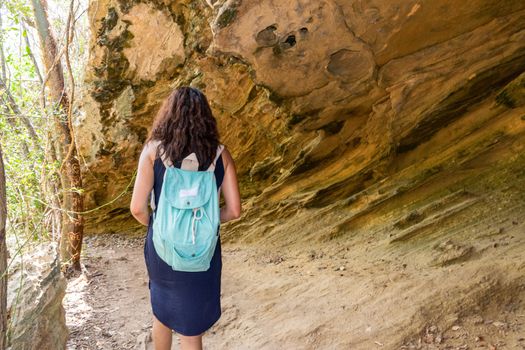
[191,207,203,245]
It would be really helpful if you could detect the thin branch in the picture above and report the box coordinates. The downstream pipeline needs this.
[24,169,137,216]
[0,77,42,152]
[22,16,36,29]
[0,112,52,120]
[21,22,43,85]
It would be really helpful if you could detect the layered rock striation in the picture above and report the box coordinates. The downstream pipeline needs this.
[78,0,525,347]
[79,0,525,235]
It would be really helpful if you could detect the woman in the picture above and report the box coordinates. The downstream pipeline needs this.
[130,86,241,350]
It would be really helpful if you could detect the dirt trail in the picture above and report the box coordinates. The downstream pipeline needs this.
[64,226,525,350]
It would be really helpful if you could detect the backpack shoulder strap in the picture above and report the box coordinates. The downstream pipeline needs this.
[207,144,224,172]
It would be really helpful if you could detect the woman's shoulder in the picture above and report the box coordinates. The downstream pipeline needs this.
[142,140,161,162]
[220,144,234,170]
[220,144,230,157]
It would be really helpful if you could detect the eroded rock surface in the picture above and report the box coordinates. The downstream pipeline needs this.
[79,1,525,233]
[7,243,68,350]
[78,1,525,346]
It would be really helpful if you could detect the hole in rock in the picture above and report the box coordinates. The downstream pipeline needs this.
[284,35,296,47]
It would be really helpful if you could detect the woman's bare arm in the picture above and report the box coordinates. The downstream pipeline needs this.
[130,142,155,226]
[220,147,241,223]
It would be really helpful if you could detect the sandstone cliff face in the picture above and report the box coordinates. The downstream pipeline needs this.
[79,0,525,235]
[78,0,525,347]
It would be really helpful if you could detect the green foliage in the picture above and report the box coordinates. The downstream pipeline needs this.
[3,0,32,25]
[0,45,48,241]
[0,0,89,228]
[2,131,47,240]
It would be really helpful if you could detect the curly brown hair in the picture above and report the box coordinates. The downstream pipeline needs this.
[147,87,220,170]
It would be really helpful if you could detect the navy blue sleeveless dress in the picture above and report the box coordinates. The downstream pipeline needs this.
[144,154,224,336]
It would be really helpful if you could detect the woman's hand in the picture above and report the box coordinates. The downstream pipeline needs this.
[220,147,242,222]
[130,142,155,226]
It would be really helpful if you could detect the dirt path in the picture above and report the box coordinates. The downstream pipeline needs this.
[65,234,151,350]
[64,227,525,350]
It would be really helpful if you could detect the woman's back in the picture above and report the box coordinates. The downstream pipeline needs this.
[130,86,241,349]
[143,147,225,336]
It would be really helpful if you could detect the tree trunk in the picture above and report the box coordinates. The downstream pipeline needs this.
[30,0,83,271]
[0,144,8,350]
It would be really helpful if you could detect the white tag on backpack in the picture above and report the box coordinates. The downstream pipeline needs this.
[179,187,199,198]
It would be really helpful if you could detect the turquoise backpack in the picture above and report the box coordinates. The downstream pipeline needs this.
[151,145,224,272]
